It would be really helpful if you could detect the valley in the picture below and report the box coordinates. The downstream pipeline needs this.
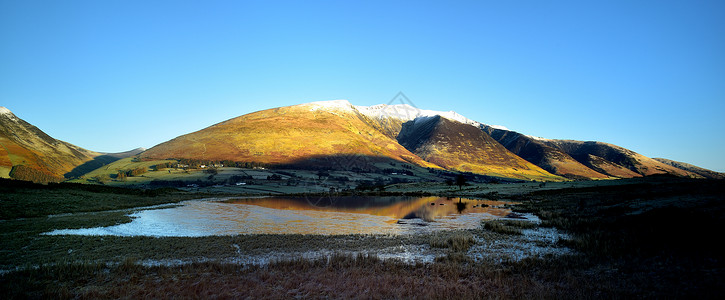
[2,102,724,298]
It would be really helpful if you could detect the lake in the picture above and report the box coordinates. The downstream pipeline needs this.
[46,196,519,236]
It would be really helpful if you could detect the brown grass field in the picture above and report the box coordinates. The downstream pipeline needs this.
[1,176,723,299]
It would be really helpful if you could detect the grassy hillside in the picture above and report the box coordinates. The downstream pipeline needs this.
[398,117,565,182]
[141,103,438,170]
[1,110,99,182]
[70,157,176,184]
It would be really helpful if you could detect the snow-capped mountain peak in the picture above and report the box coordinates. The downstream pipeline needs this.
[355,103,484,128]
[304,100,355,111]
[0,106,14,116]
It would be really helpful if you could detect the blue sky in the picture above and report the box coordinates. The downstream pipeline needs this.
[2,0,724,172]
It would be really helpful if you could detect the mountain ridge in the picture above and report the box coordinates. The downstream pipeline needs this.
[0,107,99,182]
[1,102,721,183]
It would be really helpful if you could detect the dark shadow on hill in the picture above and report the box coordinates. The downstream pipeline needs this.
[64,155,121,179]
[272,154,525,184]
[273,154,399,172]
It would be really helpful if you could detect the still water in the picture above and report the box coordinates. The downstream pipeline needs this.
[46,196,515,236]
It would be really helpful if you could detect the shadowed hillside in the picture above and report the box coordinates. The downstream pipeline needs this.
[398,116,562,181]
[64,148,146,179]
[482,125,609,179]
[0,107,98,182]
[482,125,701,179]
[653,158,725,179]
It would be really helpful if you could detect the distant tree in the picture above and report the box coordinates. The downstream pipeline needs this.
[93,174,111,184]
[128,167,146,177]
[154,163,171,171]
[9,165,62,183]
[455,174,467,190]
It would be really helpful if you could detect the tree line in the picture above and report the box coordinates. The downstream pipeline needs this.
[9,165,64,183]
[173,158,268,169]
[116,167,147,180]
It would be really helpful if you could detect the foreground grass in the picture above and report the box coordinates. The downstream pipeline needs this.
[0,179,203,219]
[4,250,723,299]
[1,177,724,298]
[0,254,652,299]
[482,219,537,235]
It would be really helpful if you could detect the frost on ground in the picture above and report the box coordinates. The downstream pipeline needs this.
[136,227,571,268]
[470,227,572,263]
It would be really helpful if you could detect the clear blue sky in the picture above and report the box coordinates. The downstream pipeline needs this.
[2,0,724,172]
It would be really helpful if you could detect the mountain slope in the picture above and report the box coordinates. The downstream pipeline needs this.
[653,158,724,180]
[540,140,699,178]
[0,107,99,182]
[140,100,710,181]
[397,116,563,181]
[64,148,147,179]
[140,101,438,170]
[482,125,702,179]
[482,125,610,179]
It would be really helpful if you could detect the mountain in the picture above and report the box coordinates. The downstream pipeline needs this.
[0,107,99,182]
[140,101,439,170]
[354,103,561,180]
[5,101,718,183]
[6,101,715,183]
[653,158,724,180]
[140,100,718,181]
[140,100,561,180]
[397,116,561,181]
[540,140,696,178]
[481,125,610,179]
[482,125,700,179]
[64,148,147,179]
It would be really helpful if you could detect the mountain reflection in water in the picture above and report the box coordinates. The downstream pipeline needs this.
[46,196,515,237]
[225,196,511,222]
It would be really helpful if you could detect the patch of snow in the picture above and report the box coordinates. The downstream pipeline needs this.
[526,134,552,141]
[487,124,553,141]
[0,107,15,118]
[489,125,509,131]
[304,100,355,112]
[355,103,485,128]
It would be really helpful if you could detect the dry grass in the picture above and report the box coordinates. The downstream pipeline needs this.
[482,219,537,235]
[0,254,624,299]
[2,177,724,298]
[429,231,475,252]
[5,250,723,299]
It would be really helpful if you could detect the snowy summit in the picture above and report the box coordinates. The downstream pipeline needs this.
[0,106,13,116]
[355,103,483,128]
[303,100,355,112]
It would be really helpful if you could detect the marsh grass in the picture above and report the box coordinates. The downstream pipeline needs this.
[0,254,614,299]
[429,231,475,252]
[482,219,537,235]
[2,177,724,298]
[7,250,721,299]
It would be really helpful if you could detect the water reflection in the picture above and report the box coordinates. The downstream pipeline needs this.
[46,196,515,237]
[225,196,510,221]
